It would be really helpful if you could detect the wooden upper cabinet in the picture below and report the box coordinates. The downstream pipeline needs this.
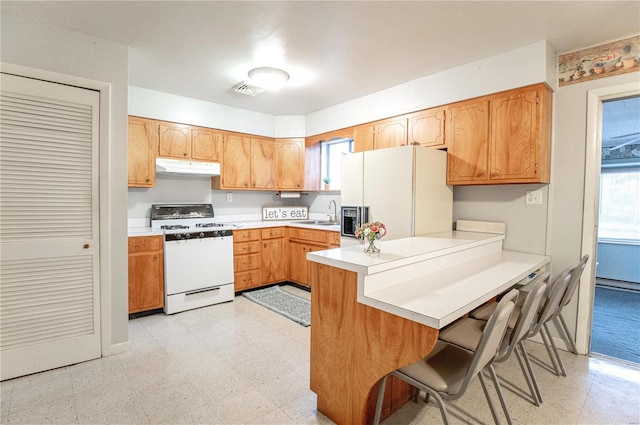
[304,143,321,191]
[158,123,190,159]
[276,139,305,190]
[353,124,375,153]
[353,118,407,152]
[128,116,157,188]
[407,106,448,148]
[191,128,222,161]
[374,117,408,150]
[219,133,251,189]
[447,99,490,184]
[489,86,551,183]
[447,83,552,185]
[251,137,276,190]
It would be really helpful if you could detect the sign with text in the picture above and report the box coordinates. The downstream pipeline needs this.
[262,207,308,221]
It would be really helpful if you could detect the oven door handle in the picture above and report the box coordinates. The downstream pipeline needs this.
[185,286,221,296]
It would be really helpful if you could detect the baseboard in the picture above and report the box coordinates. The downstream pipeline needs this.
[527,333,572,352]
[107,340,131,356]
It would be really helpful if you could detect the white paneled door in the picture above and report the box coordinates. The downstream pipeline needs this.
[0,73,101,380]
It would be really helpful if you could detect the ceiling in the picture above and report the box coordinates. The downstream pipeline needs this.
[2,1,639,117]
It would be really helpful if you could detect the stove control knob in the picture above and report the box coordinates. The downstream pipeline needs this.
[175,234,182,240]
[199,232,205,238]
[184,233,191,239]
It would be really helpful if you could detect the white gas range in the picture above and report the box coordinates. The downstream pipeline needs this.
[151,204,235,314]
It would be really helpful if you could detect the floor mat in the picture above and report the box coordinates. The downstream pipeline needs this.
[243,285,311,327]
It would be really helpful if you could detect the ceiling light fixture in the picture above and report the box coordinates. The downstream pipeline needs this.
[247,67,290,90]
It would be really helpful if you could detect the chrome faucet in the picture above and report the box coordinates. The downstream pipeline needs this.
[329,200,338,224]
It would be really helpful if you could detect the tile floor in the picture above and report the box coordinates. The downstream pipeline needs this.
[2,285,639,425]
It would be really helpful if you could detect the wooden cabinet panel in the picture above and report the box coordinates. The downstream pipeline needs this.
[234,253,260,272]
[233,241,261,256]
[354,124,375,153]
[234,229,261,242]
[191,127,222,161]
[262,238,286,284]
[250,138,276,190]
[374,118,407,150]
[128,236,164,314]
[128,235,162,252]
[304,143,322,191]
[261,227,285,239]
[407,107,448,148]
[489,89,539,181]
[327,231,341,248]
[235,270,261,291]
[219,134,252,189]
[276,139,304,190]
[447,99,490,183]
[289,241,309,286]
[158,123,191,159]
[127,116,157,188]
[288,227,327,244]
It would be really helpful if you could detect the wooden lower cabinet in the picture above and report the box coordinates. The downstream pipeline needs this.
[128,235,164,314]
[261,227,286,284]
[288,227,331,287]
[234,227,339,291]
[233,229,262,291]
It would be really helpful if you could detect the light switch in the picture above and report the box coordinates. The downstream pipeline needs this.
[226,192,233,202]
[526,190,543,205]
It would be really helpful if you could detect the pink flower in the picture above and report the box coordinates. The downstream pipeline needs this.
[371,225,379,233]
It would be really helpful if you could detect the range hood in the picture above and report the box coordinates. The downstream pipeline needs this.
[155,158,221,176]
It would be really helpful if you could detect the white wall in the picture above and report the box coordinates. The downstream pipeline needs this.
[305,41,556,135]
[453,184,549,254]
[128,175,340,222]
[0,13,129,349]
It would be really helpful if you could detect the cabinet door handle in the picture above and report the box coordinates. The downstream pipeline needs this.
[83,244,90,249]
[183,152,187,157]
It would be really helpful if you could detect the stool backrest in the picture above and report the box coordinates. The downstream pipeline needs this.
[495,273,549,363]
[458,289,517,395]
[528,269,572,337]
[560,254,589,309]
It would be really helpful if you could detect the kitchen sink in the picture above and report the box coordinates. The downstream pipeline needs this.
[296,220,338,226]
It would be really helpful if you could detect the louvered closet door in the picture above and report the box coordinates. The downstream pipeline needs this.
[0,73,100,380]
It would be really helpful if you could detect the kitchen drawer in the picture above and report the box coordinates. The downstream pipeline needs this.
[128,235,163,253]
[288,227,327,244]
[327,231,340,247]
[261,227,285,239]
[233,240,261,255]
[234,229,261,242]
[235,270,261,291]
[234,253,260,272]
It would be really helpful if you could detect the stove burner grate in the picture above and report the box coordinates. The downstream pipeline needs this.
[195,223,225,228]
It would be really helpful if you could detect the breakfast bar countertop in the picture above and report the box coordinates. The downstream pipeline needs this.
[307,231,550,329]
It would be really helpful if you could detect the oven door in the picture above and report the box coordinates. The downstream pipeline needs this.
[164,235,233,295]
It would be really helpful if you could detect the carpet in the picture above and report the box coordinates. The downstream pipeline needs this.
[243,286,311,327]
[591,286,640,364]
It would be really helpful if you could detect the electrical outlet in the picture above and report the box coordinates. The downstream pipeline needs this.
[526,190,543,205]
[226,192,233,203]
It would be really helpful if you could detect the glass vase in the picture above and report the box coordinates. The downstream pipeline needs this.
[364,237,380,254]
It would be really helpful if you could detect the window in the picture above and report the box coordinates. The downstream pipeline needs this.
[320,138,353,190]
[598,168,640,242]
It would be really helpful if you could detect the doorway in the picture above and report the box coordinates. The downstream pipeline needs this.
[590,95,640,364]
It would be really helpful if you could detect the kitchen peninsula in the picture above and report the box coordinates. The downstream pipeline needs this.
[306,228,550,425]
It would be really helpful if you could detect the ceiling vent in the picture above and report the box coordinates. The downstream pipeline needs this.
[232,82,267,97]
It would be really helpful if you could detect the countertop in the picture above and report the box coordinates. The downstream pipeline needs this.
[128,220,340,237]
[306,230,506,275]
[307,231,550,328]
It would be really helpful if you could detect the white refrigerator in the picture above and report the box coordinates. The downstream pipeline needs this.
[340,145,453,246]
